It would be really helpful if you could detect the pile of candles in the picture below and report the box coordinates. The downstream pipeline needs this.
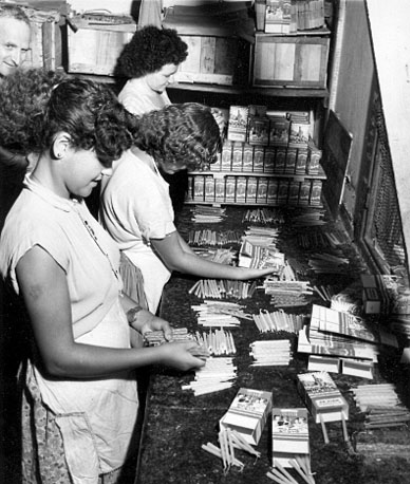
[188,228,242,246]
[249,339,292,367]
[253,309,306,333]
[181,357,237,396]
[192,300,252,327]
[202,427,261,474]
[189,279,258,300]
[195,329,237,356]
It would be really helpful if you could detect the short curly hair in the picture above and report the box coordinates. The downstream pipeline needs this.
[132,103,222,171]
[0,69,136,166]
[115,25,188,78]
[0,68,65,154]
[41,78,135,167]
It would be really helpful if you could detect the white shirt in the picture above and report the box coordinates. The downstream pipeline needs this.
[100,149,176,313]
[118,77,171,115]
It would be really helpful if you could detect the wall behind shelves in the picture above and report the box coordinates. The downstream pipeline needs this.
[327,0,374,222]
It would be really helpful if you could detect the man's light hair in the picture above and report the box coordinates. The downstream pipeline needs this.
[0,3,30,25]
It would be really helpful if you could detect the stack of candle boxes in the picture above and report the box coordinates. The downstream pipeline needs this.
[220,387,272,445]
[186,105,325,207]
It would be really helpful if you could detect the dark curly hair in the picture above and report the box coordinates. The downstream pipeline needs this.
[132,103,222,171]
[0,70,136,167]
[115,25,188,78]
[0,68,65,154]
[41,78,135,167]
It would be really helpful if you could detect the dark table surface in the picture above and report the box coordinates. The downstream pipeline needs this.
[135,206,410,484]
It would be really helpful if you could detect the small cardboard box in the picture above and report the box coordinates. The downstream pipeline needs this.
[220,388,272,445]
[227,106,249,143]
[67,18,136,76]
[174,35,251,86]
[297,372,349,424]
[360,274,390,314]
[253,34,330,89]
[272,408,310,467]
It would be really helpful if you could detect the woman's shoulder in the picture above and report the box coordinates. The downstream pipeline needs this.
[118,80,163,115]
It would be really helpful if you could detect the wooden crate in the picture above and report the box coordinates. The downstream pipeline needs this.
[253,34,330,88]
[66,19,136,76]
[23,17,62,71]
[174,35,251,86]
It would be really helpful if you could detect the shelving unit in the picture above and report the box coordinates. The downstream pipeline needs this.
[57,3,333,210]
[168,82,329,99]
[163,4,332,209]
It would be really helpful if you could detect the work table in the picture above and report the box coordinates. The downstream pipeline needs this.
[134,206,410,484]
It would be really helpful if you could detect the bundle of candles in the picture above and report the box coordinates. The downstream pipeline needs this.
[263,261,313,308]
[269,294,311,309]
[262,280,314,299]
[296,226,350,250]
[307,253,350,274]
[253,309,306,334]
[288,209,326,226]
[313,284,337,302]
[192,247,237,265]
[144,327,196,346]
[195,329,237,356]
[188,229,242,246]
[192,300,252,327]
[239,244,285,272]
[286,257,309,278]
[279,262,298,281]
[242,227,281,248]
[297,228,332,250]
[202,427,261,474]
[242,207,285,224]
[267,456,316,484]
[249,339,292,366]
[189,278,258,300]
[190,205,226,223]
[144,328,210,360]
[352,383,410,429]
[181,357,237,396]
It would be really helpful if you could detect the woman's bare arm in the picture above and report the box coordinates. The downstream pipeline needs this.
[16,246,205,378]
[151,230,275,280]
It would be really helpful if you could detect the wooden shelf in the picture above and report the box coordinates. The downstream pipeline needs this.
[189,167,327,181]
[185,200,324,208]
[168,82,329,99]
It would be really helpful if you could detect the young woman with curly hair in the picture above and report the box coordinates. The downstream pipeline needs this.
[0,72,206,484]
[99,103,276,314]
[115,25,188,115]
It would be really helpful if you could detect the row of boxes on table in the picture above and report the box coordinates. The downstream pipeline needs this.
[187,174,323,206]
[210,140,322,176]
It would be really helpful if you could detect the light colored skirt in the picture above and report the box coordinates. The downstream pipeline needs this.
[21,364,130,484]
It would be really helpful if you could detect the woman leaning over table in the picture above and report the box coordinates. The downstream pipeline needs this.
[99,102,276,314]
[0,72,206,484]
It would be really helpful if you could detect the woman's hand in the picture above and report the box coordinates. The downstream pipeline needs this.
[236,266,278,280]
[157,341,207,371]
[130,308,172,341]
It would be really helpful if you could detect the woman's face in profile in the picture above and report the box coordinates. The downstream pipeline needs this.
[146,63,178,93]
